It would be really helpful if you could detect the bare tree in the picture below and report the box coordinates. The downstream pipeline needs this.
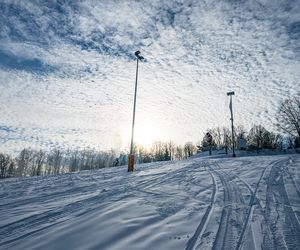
[184,142,196,158]
[151,142,165,161]
[207,127,232,150]
[16,149,33,177]
[247,125,279,149]
[276,95,300,146]
[34,150,46,176]
[7,161,15,178]
[167,141,176,160]
[0,153,11,178]
[207,127,222,148]
[175,146,184,160]
[47,149,63,174]
[137,145,152,163]
[79,150,87,170]
[69,150,79,172]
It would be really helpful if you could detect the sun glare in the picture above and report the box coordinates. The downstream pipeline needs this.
[122,120,164,149]
[134,121,163,147]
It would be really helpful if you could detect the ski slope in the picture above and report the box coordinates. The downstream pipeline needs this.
[1,153,300,250]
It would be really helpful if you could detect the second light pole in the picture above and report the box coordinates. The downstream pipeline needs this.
[227,91,236,157]
[128,51,145,172]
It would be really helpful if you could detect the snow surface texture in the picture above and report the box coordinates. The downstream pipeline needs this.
[1,153,300,249]
[1,0,300,153]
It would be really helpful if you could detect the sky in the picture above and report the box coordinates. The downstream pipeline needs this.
[0,0,299,154]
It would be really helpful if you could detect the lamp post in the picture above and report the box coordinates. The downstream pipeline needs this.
[128,51,144,172]
[227,91,236,157]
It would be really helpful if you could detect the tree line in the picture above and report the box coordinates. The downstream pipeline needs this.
[200,124,284,152]
[0,149,118,179]
[132,141,197,163]
[0,142,197,179]
[0,94,299,179]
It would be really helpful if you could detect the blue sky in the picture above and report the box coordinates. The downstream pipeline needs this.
[0,0,299,153]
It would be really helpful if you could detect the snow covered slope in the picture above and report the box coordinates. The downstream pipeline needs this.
[1,153,300,249]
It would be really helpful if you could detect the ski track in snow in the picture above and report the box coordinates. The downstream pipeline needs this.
[263,159,300,250]
[0,153,300,249]
[211,168,247,250]
[186,167,218,250]
[235,159,279,250]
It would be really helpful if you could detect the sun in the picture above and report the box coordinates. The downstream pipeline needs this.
[120,119,164,149]
[134,121,163,147]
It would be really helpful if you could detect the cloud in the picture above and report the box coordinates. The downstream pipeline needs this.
[0,0,299,153]
[0,49,56,72]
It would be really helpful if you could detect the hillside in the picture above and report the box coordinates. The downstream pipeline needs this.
[1,153,300,249]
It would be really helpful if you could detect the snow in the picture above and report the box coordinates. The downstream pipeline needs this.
[1,152,300,249]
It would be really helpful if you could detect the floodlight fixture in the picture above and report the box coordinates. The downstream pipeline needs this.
[135,51,144,60]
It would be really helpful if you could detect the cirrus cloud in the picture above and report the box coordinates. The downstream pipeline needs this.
[0,0,299,153]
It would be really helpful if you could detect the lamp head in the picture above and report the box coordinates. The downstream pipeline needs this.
[227,91,235,96]
[135,51,144,60]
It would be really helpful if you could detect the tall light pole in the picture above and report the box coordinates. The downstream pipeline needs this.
[128,51,144,172]
[227,91,236,157]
